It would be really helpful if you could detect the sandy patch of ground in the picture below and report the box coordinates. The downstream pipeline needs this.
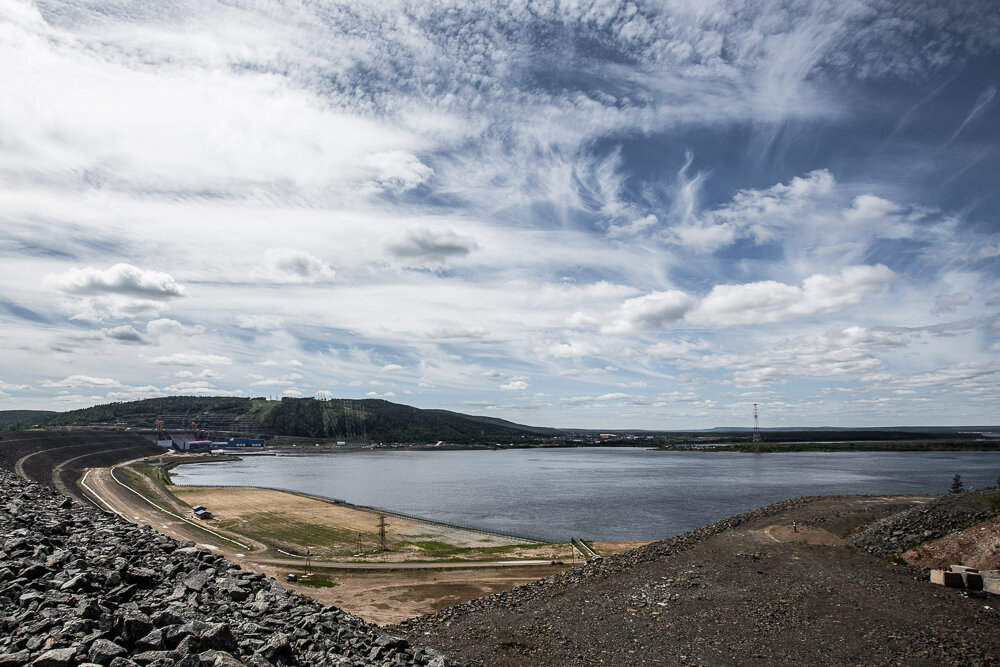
[273,566,565,626]
[902,515,1000,571]
[169,485,545,561]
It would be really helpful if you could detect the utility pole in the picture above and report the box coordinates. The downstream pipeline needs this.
[356,532,362,555]
[306,547,312,573]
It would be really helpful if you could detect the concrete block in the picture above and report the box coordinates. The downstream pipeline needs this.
[950,565,979,574]
[930,570,964,587]
[961,572,984,590]
[983,578,1000,596]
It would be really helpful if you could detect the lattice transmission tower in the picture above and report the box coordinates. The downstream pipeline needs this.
[752,403,762,451]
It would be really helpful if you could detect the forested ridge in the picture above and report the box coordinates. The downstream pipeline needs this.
[1,396,559,444]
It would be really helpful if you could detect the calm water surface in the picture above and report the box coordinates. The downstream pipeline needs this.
[171,448,1000,541]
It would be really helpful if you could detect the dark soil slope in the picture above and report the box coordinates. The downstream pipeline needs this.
[396,494,1000,666]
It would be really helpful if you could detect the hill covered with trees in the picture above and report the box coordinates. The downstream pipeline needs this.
[0,396,561,445]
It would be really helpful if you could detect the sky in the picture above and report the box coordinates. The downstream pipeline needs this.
[1,0,999,429]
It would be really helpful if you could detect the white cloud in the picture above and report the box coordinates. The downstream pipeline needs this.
[148,353,233,366]
[0,379,33,391]
[175,369,219,380]
[603,290,694,334]
[315,390,334,399]
[43,264,185,322]
[500,379,529,391]
[688,265,896,327]
[686,327,904,386]
[888,362,1000,390]
[43,375,122,389]
[45,263,184,299]
[363,151,434,193]
[261,249,335,284]
[249,373,303,387]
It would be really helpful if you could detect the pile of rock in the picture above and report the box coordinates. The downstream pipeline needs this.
[0,468,449,667]
[848,490,996,558]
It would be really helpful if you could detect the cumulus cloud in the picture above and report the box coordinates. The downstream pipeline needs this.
[43,264,185,322]
[262,249,335,283]
[102,324,149,344]
[544,339,602,359]
[603,290,695,334]
[45,264,184,299]
[688,265,896,327]
[500,376,529,391]
[386,228,479,264]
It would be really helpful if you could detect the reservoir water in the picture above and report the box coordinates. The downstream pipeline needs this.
[171,448,1000,541]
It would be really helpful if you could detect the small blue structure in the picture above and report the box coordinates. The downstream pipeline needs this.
[226,437,266,447]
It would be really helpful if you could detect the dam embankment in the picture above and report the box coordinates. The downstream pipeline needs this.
[0,432,451,666]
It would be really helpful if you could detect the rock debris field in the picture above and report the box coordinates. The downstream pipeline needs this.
[0,467,449,667]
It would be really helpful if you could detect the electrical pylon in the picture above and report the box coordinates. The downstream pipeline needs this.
[752,403,761,452]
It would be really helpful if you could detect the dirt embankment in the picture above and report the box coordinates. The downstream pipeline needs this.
[396,492,1000,666]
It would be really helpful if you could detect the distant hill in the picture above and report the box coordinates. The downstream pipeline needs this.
[0,396,561,444]
[0,410,58,430]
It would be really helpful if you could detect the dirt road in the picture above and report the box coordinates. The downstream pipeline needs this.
[78,458,575,624]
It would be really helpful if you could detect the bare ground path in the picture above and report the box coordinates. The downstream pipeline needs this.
[78,455,577,624]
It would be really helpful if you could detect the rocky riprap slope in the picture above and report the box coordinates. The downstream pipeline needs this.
[0,468,450,667]
[849,490,997,558]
